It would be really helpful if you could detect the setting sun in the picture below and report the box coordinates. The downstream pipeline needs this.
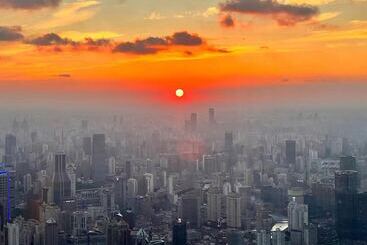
[176,88,184,98]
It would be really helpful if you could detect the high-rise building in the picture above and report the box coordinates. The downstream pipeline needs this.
[144,173,154,193]
[4,134,16,166]
[115,175,127,211]
[226,192,241,228]
[207,187,222,223]
[288,197,309,245]
[335,170,359,241]
[178,190,201,228]
[209,108,215,125]
[190,113,197,132]
[172,218,187,245]
[339,156,356,171]
[0,170,10,223]
[107,217,130,245]
[92,134,107,182]
[6,222,19,245]
[52,153,71,206]
[285,140,296,166]
[82,137,92,155]
[125,161,132,179]
[225,132,233,152]
[45,218,58,245]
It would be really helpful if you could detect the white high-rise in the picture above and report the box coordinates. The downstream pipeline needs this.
[207,187,222,223]
[127,178,138,197]
[226,192,241,228]
[144,173,154,193]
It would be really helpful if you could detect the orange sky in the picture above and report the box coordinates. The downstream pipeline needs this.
[0,0,366,107]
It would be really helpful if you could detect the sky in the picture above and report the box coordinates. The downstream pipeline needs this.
[0,0,366,109]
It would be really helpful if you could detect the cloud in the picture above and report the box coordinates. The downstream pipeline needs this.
[168,32,203,46]
[221,14,235,27]
[57,73,71,78]
[220,0,319,25]
[203,7,220,17]
[113,32,204,55]
[37,0,100,29]
[27,33,75,46]
[0,0,61,9]
[113,38,166,54]
[26,33,112,52]
[0,26,24,41]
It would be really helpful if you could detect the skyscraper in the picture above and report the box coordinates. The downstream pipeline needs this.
[172,218,187,245]
[92,134,107,182]
[226,192,241,228]
[190,113,197,132]
[285,140,296,166]
[335,170,358,241]
[0,170,10,223]
[82,137,92,155]
[107,217,130,245]
[225,132,234,152]
[4,134,16,166]
[207,187,222,223]
[52,153,71,206]
[288,197,309,245]
[45,218,58,245]
[209,108,215,125]
[178,190,201,228]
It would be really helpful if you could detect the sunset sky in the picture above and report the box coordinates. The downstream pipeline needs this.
[0,0,366,108]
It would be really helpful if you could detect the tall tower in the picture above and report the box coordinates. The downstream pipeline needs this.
[92,134,107,182]
[190,113,197,132]
[45,218,58,245]
[285,140,296,166]
[178,190,201,228]
[288,197,309,245]
[4,134,16,166]
[0,170,10,223]
[172,218,187,245]
[226,192,241,228]
[52,153,71,206]
[107,218,130,245]
[209,108,215,125]
[335,170,358,241]
[207,187,222,223]
[144,173,154,193]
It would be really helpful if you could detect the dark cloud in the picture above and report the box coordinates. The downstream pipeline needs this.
[220,0,318,25]
[168,31,203,46]
[0,26,24,41]
[27,34,112,52]
[113,37,168,54]
[0,0,61,9]
[27,33,75,46]
[220,14,235,27]
[113,32,204,55]
[84,37,111,46]
[57,73,71,78]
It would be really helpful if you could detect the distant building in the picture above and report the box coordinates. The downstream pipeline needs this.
[92,134,107,182]
[207,187,222,224]
[285,140,296,166]
[45,218,58,245]
[0,170,10,222]
[172,218,187,245]
[178,190,201,228]
[52,153,71,206]
[4,134,16,166]
[226,193,241,228]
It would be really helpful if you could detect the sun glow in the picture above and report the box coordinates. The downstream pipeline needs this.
[175,88,184,98]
